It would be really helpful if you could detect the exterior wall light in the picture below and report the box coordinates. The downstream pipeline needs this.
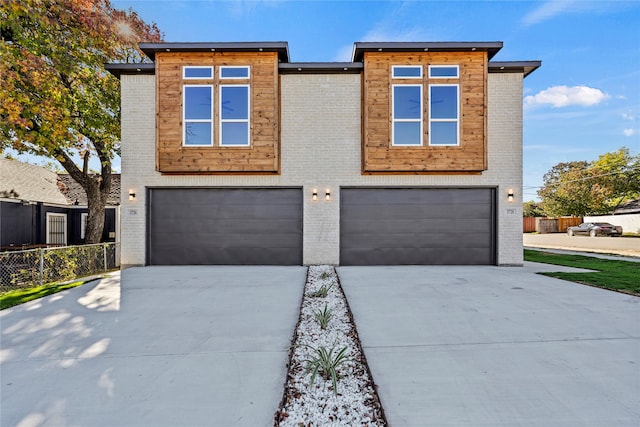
[129,190,136,201]
[507,189,514,202]
[325,188,331,201]
[312,189,318,201]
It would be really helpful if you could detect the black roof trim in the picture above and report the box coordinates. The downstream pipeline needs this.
[489,61,542,78]
[139,42,290,62]
[279,62,363,74]
[105,63,155,77]
[352,41,504,62]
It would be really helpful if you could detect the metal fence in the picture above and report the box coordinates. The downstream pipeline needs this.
[0,243,120,290]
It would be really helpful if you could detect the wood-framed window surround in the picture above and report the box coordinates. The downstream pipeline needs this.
[390,63,461,147]
[183,66,213,79]
[183,84,214,146]
[429,83,460,146]
[181,65,251,148]
[391,84,423,146]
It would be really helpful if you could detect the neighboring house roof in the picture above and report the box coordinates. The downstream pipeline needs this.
[614,198,640,215]
[0,158,69,205]
[57,174,120,206]
[0,158,121,206]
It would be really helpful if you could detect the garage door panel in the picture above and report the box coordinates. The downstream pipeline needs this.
[346,188,492,205]
[153,189,301,205]
[152,218,302,234]
[341,218,490,234]
[341,247,493,265]
[341,203,492,220]
[340,232,492,249]
[149,188,302,265]
[340,188,495,265]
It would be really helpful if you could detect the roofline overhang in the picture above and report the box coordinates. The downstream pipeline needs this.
[279,62,363,74]
[352,41,504,62]
[105,63,155,78]
[138,42,290,62]
[489,61,542,78]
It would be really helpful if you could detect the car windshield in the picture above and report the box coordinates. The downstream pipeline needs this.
[594,223,612,226]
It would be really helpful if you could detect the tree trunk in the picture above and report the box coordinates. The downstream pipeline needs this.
[84,182,107,244]
[54,148,112,244]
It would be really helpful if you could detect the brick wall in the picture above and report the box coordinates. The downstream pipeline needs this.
[120,72,524,267]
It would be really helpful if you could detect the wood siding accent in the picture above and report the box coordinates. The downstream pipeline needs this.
[362,51,488,173]
[156,52,280,173]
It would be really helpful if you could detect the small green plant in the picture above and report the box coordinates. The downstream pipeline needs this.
[313,303,333,329]
[319,271,331,280]
[304,344,350,395]
[307,282,334,298]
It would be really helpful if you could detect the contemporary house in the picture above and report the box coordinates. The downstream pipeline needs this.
[0,158,120,248]
[106,41,540,267]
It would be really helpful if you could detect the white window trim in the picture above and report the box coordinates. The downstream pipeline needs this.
[392,65,423,79]
[428,65,460,79]
[183,66,213,80]
[391,84,423,146]
[46,212,67,245]
[219,84,251,147]
[81,212,88,239]
[182,84,214,147]
[219,65,251,80]
[428,84,460,146]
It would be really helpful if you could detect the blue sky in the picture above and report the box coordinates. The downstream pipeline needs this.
[15,0,640,201]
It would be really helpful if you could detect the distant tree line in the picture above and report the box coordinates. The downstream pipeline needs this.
[524,147,640,217]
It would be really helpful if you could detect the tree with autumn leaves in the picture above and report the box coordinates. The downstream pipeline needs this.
[0,0,162,243]
[538,147,640,217]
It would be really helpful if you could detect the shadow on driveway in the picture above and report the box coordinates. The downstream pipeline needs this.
[1,266,306,427]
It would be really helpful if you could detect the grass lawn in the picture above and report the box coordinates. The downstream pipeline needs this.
[524,249,640,295]
[0,279,94,310]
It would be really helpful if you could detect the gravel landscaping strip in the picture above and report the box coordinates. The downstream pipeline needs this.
[274,265,387,426]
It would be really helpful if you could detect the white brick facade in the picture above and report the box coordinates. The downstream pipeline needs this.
[120,72,524,267]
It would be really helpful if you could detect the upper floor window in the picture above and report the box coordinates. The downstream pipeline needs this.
[392,85,423,146]
[392,65,422,79]
[220,85,250,146]
[183,85,214,146]
[429,84,459,146]
[220,66,250,79]
[183,66,213,79]
[428,65,459,78]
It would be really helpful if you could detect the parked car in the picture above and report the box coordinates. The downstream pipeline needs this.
[567,222,623,237]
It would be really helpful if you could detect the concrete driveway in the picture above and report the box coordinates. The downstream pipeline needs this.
[338,264,640,427]
[1,266,306,427]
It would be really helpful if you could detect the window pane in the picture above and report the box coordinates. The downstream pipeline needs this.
[392,66,422,78]
[429,66,458,78]
[184,86,212,120]
[184,67,212,78]
[430,86,458,119]
[185,122,212,146]
[393,86,421,119]
[430,122,457,145]
[221,66,250,78]
[221,122,249,146]
[394,122,421,145]
[221,86,249,120]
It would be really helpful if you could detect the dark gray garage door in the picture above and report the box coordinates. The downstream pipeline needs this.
[148,188,302,265]
[340,188,496,265]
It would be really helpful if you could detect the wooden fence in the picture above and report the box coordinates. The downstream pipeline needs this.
[523,217,583,233]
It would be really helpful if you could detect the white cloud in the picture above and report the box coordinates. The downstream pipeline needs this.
[623,128,637,137]
[522,0,579,26]
[524,85,609,108]
[333,26,428,61]
[622,112,635,121]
